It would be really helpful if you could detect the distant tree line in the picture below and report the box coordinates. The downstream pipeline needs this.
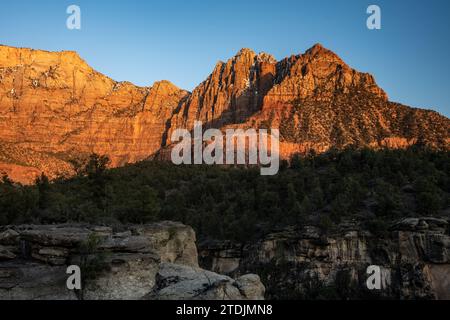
[0,147,449,242]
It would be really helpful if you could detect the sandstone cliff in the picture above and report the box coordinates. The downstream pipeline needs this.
[0,44,449,183]
[0,45,188,182]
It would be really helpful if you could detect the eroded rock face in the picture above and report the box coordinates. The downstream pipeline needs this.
[149,262,265,300]
[0,222,264,300]
[1,44,449,183]
[0,222,199,300]
[199,218,450,300]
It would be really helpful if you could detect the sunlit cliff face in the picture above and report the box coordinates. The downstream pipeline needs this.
[0,44,449,183]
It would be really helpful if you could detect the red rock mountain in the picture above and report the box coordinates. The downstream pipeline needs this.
[0,44,449,183]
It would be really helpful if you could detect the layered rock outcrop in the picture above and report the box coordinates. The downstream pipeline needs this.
[0,222,264,300]
[0,44,449,183]
[199,217,450,300]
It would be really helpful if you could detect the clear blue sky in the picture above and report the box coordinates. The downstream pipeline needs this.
[1,0,449,117]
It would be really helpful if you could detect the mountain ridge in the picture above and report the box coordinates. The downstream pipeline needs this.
[0,44,448,183]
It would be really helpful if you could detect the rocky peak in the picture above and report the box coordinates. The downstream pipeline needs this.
[235,47,256,58]
[166,44,392,141]
[152,80,184,92]
[304,43,343,62]
[256,52,277,64]
[265,43,388,103]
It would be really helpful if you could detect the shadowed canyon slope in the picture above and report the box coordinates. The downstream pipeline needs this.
[0,44,449,183]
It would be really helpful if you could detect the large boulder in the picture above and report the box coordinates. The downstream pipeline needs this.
[149,263,265,300]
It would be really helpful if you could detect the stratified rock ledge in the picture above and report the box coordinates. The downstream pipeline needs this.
[0,222,264,300]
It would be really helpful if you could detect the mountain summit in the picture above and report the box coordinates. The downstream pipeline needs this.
[0,44,448,182]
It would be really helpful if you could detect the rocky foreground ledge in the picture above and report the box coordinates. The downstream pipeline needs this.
[0,222,265,300]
